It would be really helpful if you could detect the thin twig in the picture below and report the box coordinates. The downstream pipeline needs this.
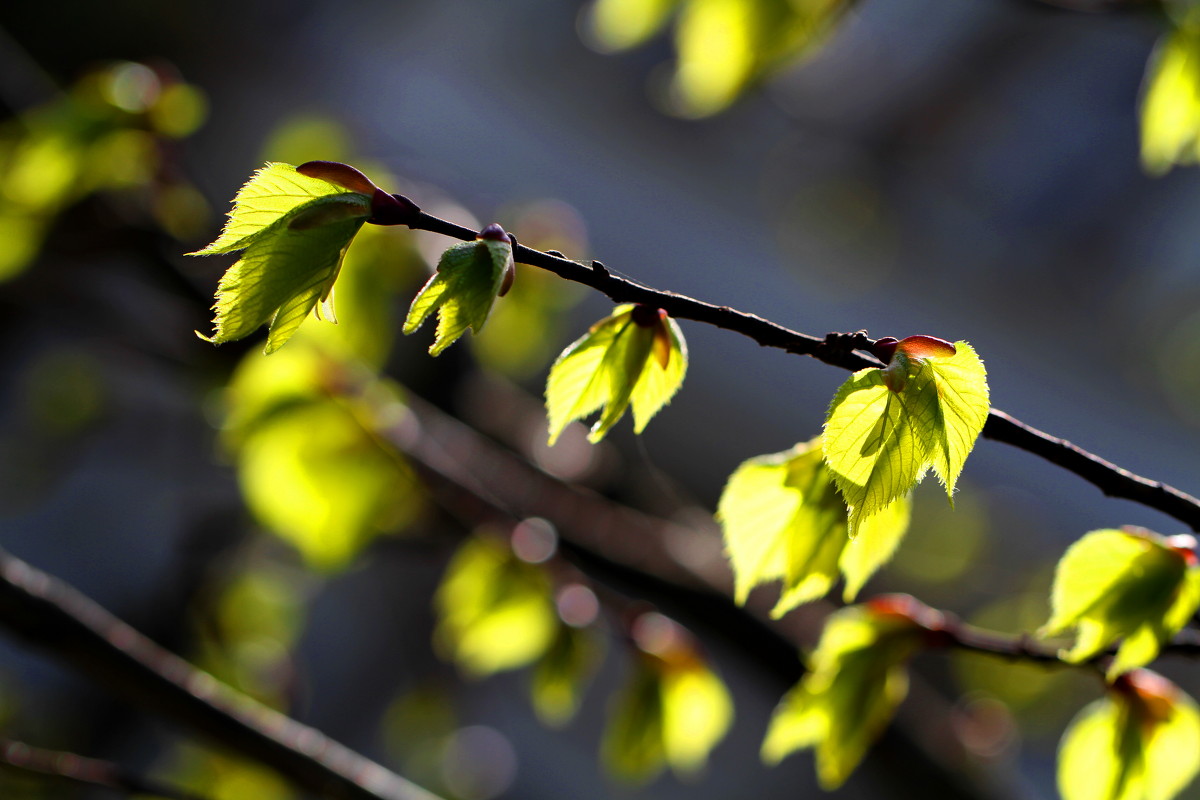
[0,738,208,800]
[0,548,445,800]
[399,211,1200,531]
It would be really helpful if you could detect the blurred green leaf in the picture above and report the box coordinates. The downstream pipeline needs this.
[717,437,910,615]
[824,340,988,536]
[234,363,420,570]
[762,597,934,789]
[1140,25,1200,175]
[191,162,373,353]
[434,535,558,678]
[403,234,513,355]
[587,0,683,51]
[1058,670,1200,800]
[1040,528,1200,680]
[602,631,732,782]
[531,624,603,727]
[545,305,687,444]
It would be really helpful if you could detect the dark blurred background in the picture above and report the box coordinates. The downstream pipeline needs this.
[0,1,1197,798]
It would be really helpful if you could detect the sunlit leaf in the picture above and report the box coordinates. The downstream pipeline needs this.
[824,339,988,535]
[1040,528,1200,680]
[762,596,937,789]
[1059,669,1200,800]
[190,162,373,352]
[545,305,687,444]
[402,228,514,355]
[237,390,420,570]
[192,162,366,254]
[717,437,910,616]
[602,616,732,782]
[434,535,558,678]
[587,0,682,51]
[1140,26,1200,175]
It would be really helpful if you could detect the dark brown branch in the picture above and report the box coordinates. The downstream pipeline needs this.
[399,211,1200,531]
[0,549,444,800]
[0,738,208,800]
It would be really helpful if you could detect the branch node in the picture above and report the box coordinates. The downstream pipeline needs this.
[591,260,609,277]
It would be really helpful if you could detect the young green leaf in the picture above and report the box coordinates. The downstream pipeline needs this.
[233,355,421,570]
[545,304,687,444]
[1058,669,1200,800]
[602,612,732,782]
[190,162,374,353]
[1140,25,1200,175]
[1040,528,1200,680]
[434,534,558,678]
[717,437,910,616]
[402,224,514,355]
[761,595,940,789]
[823,338,988,535]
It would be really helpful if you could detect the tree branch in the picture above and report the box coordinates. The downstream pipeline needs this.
[398,210,1200,531]
[0,738,209,800]
[0,548,444,800]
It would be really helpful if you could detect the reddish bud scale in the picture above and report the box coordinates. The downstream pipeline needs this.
[1166,533,1199,565]
[297,160,378,195]
[896,335,957,360]
[865,593,945,631]
[1114,670,1178,729]
[630,305,666,328]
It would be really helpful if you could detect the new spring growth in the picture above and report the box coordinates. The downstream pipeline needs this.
[296,160,420,226]
[871,335,957,393]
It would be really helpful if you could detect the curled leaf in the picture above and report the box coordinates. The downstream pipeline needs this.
[1040,528,1200,680]
[545,304,687,444]
[717,437,911,615]
[823,339,988,535]
[189,162,374,352]
[402,227,514,355]
[1059,669,1200,800]
[762,596,937,788]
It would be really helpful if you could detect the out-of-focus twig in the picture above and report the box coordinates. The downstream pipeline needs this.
[0,548,445,800]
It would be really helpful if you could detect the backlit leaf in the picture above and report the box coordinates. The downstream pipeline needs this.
[402,233,513,355]
[237,386,420,570]
[545,305,687,444]
[717,437,910,616]
[586,0,682,51]
[434,535,558,678]
[1041,528,1200,680]
[1140,26,1200,175]
[762,596,937,789]
[602,641,732,782]
[192,162,366,254]
[190,162,373,352]
[1058,670,1200,800]
[824,340,987,535]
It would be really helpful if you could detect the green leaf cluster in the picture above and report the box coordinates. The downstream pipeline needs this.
[584,0,854,117]
[191,162,373,353]
[718,437,910,616]
[1041,528,1200,680]
[762,597,934,789]
[1058,669,1200,800]
[824,340,989,536]
[403,233,514,355]
[545,304,687,444]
